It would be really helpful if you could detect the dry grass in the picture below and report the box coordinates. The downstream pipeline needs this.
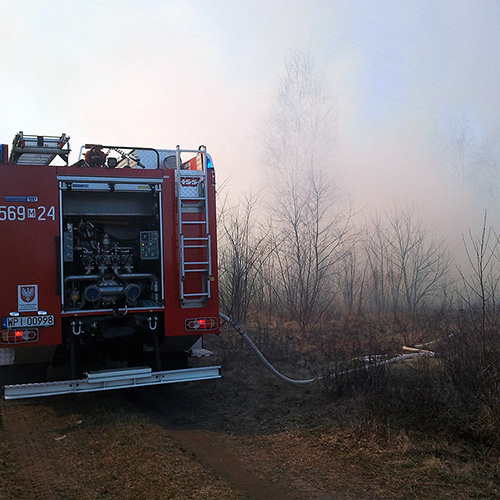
[1,396,242,500]
[1,313,499,499]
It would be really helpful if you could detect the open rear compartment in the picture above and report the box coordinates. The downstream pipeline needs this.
[58,173,169,376]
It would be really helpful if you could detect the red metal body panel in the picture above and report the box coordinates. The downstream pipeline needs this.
[206,169,220,318]
[0,165,61,347]
[162,168,219,336]
[0,148,219,353]
[161,170,180,334]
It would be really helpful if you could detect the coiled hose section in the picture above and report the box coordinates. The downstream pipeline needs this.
[220,313,435,386]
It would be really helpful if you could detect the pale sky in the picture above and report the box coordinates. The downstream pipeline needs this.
[2,0,500,252]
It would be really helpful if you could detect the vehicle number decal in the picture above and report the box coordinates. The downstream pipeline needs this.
[0,205,56,221]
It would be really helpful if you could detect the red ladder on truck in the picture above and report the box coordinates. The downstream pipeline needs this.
[176,147,212,308]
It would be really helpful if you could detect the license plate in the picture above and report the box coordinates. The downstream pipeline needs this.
[2,315,55,329]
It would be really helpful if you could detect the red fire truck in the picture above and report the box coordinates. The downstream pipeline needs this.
[0,132,221,399]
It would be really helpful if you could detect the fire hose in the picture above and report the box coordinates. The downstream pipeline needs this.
[220,313,436,386]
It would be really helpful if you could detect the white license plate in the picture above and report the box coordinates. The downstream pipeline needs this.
[2,315,55,329]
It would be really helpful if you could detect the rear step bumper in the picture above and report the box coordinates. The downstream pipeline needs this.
[3,365,221,400]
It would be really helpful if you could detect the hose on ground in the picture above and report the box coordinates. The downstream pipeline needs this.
[220,313,316,385]
[220,313,435,386]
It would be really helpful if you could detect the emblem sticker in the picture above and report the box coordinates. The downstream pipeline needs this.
[18,285,38,312]
[4,196,38,202]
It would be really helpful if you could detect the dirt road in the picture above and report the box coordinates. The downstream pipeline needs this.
[0,382,326,500]
[1,356,498,499]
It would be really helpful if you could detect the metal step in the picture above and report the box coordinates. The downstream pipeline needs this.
[181,220,207,225]
[185,262,209,270]
[189,348,214,358]
[2,365,221,400]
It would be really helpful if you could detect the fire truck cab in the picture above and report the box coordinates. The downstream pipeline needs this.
[0,132,221,399]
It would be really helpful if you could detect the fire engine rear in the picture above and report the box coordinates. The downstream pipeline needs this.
[0,132,221,399]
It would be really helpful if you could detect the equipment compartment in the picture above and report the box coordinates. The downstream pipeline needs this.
[60,179,163,312]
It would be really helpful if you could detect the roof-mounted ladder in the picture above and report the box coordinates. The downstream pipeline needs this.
[175,146,212,308]
[10,131,70,166]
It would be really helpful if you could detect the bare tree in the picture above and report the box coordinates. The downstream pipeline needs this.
[365,206,451,316]
[450,213,500,420]
[335,240,367,315]
[441,118,481,183]
[458,212,500,346]
[262,51,337,173]
[364,213,393,314]
[439,118,500,197]
[387,206,451,315]
[260,51,351,329]
[269,171,352,328]
[218,192,271,323]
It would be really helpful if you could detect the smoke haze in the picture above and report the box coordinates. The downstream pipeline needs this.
[2,0,500,261]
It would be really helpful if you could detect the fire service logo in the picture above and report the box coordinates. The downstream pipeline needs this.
[18,285,38,312]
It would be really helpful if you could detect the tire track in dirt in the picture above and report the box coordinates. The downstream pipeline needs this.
[128,390,297,500]
[1,401,65,500]
[166,428,291,500]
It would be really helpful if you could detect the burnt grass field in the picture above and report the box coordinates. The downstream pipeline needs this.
[1,313,500,499]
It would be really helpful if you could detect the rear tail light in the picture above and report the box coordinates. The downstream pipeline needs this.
[1,329,39,344]
[185,317,219,331]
